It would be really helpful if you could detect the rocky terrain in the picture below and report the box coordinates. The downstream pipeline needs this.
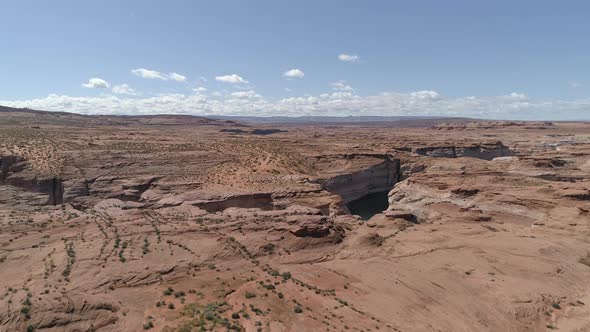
[0,107,589,332]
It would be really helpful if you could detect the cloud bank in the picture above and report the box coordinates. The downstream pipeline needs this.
[331,81,354,92]
[2,90,589,120]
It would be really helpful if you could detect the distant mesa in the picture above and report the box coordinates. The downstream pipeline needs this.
[431,121,556,130]
[0,105,242,127]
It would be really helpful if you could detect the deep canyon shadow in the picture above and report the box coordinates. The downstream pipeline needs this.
[346,190,390,220]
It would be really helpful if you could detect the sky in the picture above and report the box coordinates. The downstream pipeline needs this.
[0,0,589,120]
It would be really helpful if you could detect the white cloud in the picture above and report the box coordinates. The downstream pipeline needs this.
[410,90,441,100]
[131,68,187,81]
[338,54,359,62]
[570,81,582,88]
[283,69,304,79]
[169,72,187,82]
[131,68,167,80]
[3,91,590,120]
[215,74,248,84]
[112,84,137,95]
[229,90,259,99]
[507,92,528,100]
[331,81,354,92]
[82,78,110,89]
[193,87,207,93]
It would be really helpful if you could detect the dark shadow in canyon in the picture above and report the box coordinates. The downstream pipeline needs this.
[346,190,390,220]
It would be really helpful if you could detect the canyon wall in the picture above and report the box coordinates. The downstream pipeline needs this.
[0,155,63,205]
[414,142,512,160]
[320,156,400,204]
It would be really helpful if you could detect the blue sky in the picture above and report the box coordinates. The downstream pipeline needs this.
[1,0,589,119]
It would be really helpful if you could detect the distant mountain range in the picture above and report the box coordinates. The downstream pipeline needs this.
[0,105,500,130]
[207,115,479,127]
[0,106,240,127]
[209,115,462,123]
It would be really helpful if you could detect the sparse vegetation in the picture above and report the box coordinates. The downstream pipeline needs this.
[118,241,128,262]
[62,241,76,281]
[142,237,150,255]
[164,287,174,296]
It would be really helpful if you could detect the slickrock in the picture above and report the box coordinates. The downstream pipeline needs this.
[1,108,589,332]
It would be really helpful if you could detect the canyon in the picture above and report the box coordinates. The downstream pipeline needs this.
[0,107,589,332]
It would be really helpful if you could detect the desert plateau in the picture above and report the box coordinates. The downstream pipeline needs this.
[0,107,588,332]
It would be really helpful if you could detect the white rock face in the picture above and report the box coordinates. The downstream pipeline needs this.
[322,157,399,204]
[492,156,519,162]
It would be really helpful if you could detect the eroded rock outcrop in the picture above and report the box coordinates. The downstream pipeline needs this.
[414,142,512,160]
[0,154,63,205]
